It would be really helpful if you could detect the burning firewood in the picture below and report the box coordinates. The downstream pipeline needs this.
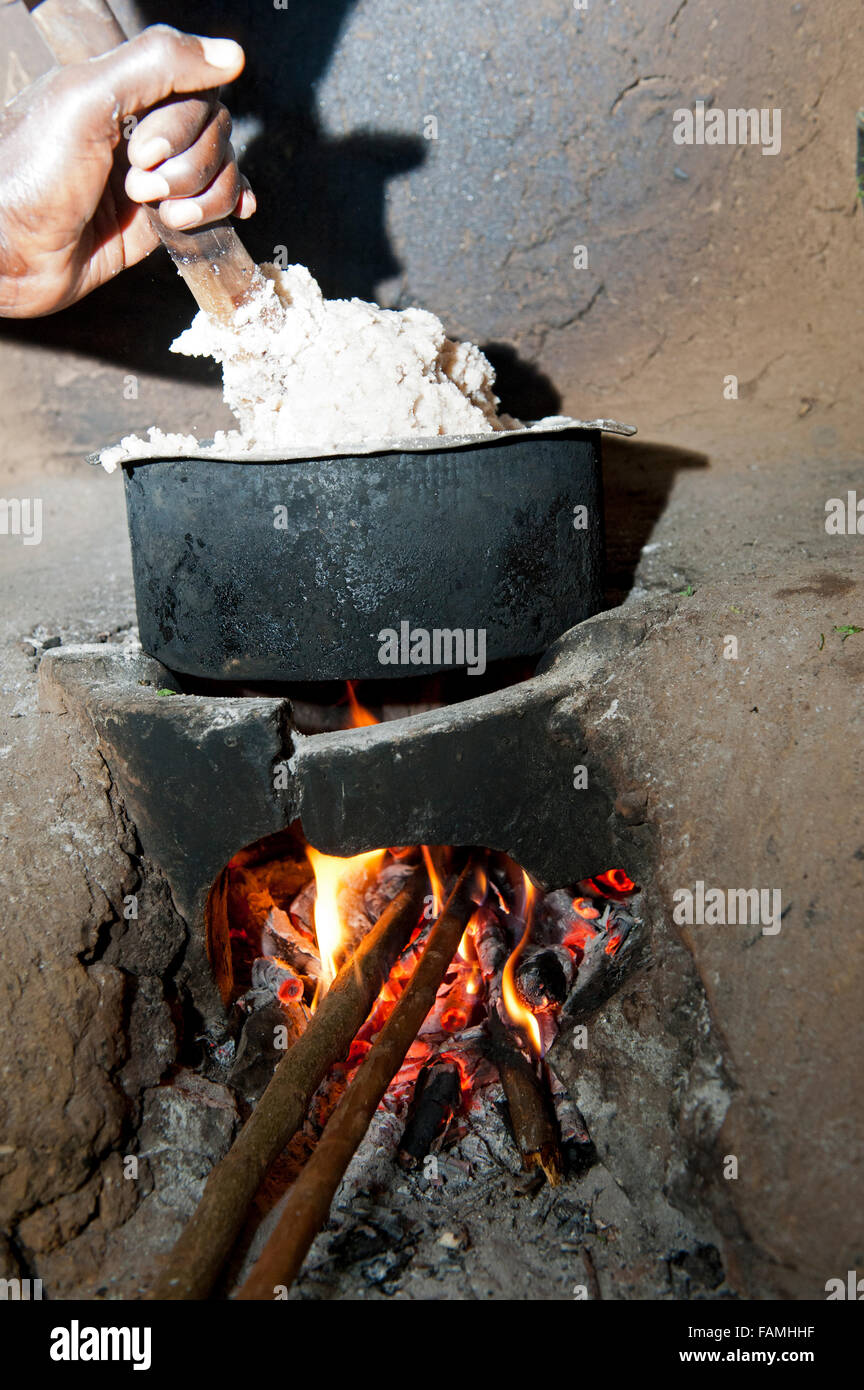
[226,960,311,1103]
[262,904,323,981]
[474,901,563,1184]
[147,871,426,1302]
[152,840,639,1299]
[236,860,477,1300]
[473,903,508,980]
[487,1011,563,1186]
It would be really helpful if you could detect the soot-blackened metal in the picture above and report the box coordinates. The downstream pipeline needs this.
[122,428,604,682]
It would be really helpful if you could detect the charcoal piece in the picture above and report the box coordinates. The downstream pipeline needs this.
[515,946,573,1009]
[249,956,307,1002]
[326,1211,413,1281]
[397,1061,462,1169]
[328,1221,389,1267]
[340,901,375,956]
[561,908,644,1023]
[606,905,641,940]
[539,888,588,936]
[287,880,316,936]
[349,1207,406,1245]
[562,1136,598,1179]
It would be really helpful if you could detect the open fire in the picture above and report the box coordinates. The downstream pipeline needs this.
[211,683,644,1243]
[224,832,639,1188]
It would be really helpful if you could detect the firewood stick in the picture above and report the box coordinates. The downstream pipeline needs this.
[236,860,476,1300]
[477,909,563,1185]
[488,1012,563,1185]
[147,872,425,1301]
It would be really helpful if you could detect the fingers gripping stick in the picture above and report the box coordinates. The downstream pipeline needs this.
[25,0,257,323]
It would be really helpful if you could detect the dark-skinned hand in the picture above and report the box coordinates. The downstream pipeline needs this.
[0,24,256,317]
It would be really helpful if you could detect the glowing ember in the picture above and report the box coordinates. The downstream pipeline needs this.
[440,1004,470,1032]
[572,896,601,919]
[277,977,303,1004]
[591,868,637,897]
[501,871,542,1055]
[563,920,598,952]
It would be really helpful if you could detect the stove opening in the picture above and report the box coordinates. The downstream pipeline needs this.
[161,657,539,732]
[206,818,641,1189]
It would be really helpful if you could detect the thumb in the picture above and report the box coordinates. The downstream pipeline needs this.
[88,25,245,125]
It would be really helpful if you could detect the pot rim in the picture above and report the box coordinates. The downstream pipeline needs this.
[92,414,636,473]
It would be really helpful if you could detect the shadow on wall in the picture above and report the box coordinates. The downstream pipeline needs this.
[480,343,562,422]
[602,437,709,605]
[0,0,709,523]
[0,0,425,379]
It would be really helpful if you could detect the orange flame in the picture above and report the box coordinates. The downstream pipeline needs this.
[422,845,443,918]
[458,907,481,964]
[306,844,386,1003]
[452,911,483,1016]
[501,871,542,1055]
[346,681,378,727]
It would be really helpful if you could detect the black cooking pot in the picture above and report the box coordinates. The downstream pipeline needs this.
[120,424,607,682]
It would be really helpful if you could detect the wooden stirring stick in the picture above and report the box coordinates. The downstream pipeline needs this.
[27,0,258,324]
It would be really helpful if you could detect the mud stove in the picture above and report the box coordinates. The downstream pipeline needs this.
[39,604,734,1302]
